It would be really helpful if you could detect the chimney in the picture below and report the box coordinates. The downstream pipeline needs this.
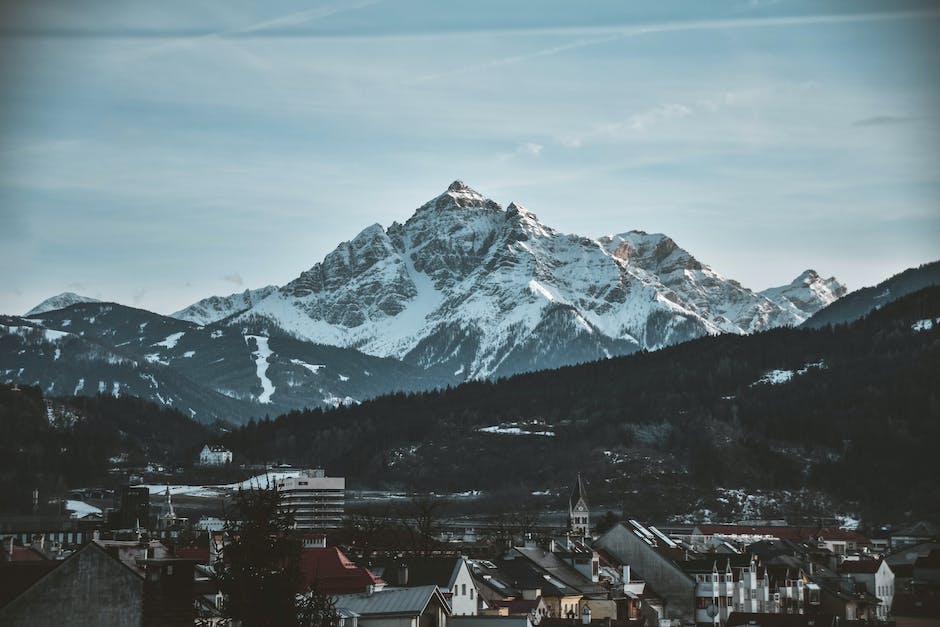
[367,584,375,596]
[6,537,13,561]
[623,565,631,585]
[582,605,592,625]
[398,563,409,586]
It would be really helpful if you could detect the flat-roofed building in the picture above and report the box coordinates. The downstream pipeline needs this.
[276,469,345,531]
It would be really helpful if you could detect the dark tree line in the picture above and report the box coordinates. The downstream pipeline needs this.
[222,287,940,521]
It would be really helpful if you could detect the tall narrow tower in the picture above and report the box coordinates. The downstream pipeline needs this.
[569,472,589,536]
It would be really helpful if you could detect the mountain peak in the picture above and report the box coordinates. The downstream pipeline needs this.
[795,269,820,283]
[448,179,470,192]
[760,270,846,324]
[25,292,101,316]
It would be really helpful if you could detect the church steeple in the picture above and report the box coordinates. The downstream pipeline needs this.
[569,472,590,536]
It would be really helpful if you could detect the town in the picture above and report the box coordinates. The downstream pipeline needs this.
[0,448,936,626]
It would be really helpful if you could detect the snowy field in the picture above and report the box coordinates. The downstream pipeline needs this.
[139,469,304,498]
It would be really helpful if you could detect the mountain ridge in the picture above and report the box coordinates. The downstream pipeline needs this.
[225,181,841,379]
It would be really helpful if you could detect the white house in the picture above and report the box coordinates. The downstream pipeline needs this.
[840,559,894,620]
[199,445,232,466]
[373,556,478,616]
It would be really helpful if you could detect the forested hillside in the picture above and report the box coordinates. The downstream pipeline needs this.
[223,287,940,521]
[0,387,215,513]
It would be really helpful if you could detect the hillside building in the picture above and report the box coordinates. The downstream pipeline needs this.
[198,444,232,466]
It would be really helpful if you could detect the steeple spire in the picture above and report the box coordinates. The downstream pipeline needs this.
[569,472,590,537]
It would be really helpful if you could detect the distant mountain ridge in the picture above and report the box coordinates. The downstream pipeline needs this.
[1,302,436,424]
[802,260,940,328]
[25,292,100,316]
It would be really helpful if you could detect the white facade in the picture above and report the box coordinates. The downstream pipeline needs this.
[842,560,894,620]
[276,469,345,530]
[695,564,765,626]
[199,445,232,465]
[449,558,479,616]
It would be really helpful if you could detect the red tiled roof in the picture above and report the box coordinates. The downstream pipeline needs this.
[839,560,882,574]
[815,529,870,544]
[299,546,385,595]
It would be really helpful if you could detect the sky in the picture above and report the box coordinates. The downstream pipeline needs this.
[1,0,939,316]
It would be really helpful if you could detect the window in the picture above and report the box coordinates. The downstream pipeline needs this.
[462,584,467,596]
[471,589,474,600]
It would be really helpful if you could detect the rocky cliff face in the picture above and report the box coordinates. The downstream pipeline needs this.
[231,181,836,379]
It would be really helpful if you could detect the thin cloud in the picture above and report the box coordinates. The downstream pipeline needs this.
[406,33,627,85]
[405,9,939,85]
[223,273,244,287]
[134,0,381,57]
[852,115,920,127]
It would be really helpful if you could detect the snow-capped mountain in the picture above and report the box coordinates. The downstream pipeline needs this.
[2,302,436,424]
[230,181,835,379]
[759,270,846,323]
[25,292,100,316]
[171,285,279,325]
[4,180,853,416]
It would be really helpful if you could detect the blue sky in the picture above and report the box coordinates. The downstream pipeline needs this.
[1,0,938,315]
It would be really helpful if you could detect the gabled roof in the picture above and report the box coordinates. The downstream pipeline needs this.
[0,541,144,618]
[496,555,580,597]
[0,561,60,609]
[372,556,463,589]
[512,546,606,595]
[334,585,450,617]
[839,559,883,574]
[299,546,385,595]
[680,556,755,576]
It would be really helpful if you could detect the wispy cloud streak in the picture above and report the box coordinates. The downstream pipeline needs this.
[406,9,939,84]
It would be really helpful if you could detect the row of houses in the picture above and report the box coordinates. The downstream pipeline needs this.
[0,472,937,626]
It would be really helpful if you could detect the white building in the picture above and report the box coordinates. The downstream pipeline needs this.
[840,559,894,620]
[692,560,773,626]
[199,444,232,466]
[276,469,345,530]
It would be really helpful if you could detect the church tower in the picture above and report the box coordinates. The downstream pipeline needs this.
[569,472,590,536]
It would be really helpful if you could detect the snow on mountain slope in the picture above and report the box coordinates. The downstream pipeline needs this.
[25,292,101,316]
[232,181,835,379]
[2,301,436,423]
[759,270,846,323]
[170,286,279,325]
